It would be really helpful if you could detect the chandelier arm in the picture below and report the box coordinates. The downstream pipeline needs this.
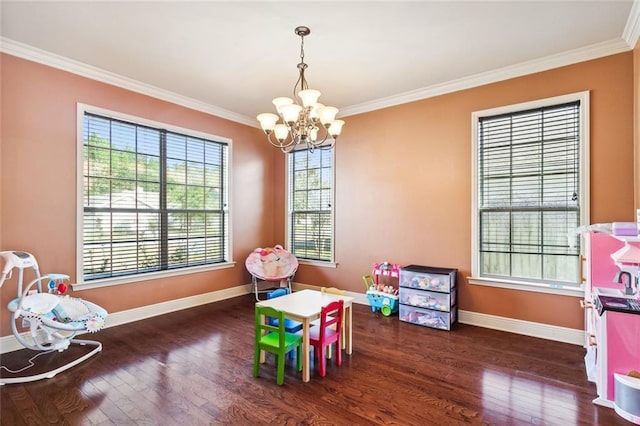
[282,143,298,153]
[293,71,304,100]
[266,131,295,149]
[313,128,331,147]
[300,67,308,92]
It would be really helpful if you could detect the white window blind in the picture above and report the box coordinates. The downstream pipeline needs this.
[477,101,581,285]
[287,146,334,262]
[82,111,229,281]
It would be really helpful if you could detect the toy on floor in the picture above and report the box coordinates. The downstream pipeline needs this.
[363,262,401,316]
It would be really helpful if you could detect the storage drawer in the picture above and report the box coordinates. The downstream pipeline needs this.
[399,266,456,292]
[399,304,456,330]
[399,287,455,311]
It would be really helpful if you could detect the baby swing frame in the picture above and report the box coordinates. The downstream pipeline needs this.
[0,251,106,385]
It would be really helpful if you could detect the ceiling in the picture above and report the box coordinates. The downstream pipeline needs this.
[1,1,638,127]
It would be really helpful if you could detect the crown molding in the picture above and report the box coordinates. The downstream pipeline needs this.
[339,38,631,118]
[1,35,633,123]
[623,0,640,49]
[0,37,256,127]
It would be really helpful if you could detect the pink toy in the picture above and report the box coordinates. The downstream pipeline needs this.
[366,262,401,316]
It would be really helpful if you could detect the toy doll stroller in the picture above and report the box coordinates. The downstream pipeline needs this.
[0,251,108,384]
[245,245,298,301]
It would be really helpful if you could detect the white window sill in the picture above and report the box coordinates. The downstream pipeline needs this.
[468,276,584,298]
[72,261,236,291]
[298,259,337,268]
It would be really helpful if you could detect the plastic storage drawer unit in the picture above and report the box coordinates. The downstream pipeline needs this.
[400,267,455,292]
[399,265,458,331]
[399,287,456,312]
[399,304,457,330]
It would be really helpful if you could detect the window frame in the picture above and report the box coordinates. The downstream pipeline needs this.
[470,92,590,297]
[285,145,337,268]
[75,103,234,290]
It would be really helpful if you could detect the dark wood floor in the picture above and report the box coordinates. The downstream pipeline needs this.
[0,294,627,425]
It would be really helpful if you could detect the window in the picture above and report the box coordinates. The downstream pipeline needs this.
[78,105,231,285]
[286,146,335,264]
[471,92,589,293]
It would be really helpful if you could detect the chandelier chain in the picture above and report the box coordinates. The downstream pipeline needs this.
[295,31,308,95]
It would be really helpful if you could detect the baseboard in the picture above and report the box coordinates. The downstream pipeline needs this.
[458,309,584,345]
[1,282,583,354]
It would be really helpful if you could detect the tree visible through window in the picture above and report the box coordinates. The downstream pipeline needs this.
[81,110,230,282]
[473,94,588,286]
[287,146,334,262]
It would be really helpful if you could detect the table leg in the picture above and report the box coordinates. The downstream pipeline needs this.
[346,304,352,355]
[302,318,310,382]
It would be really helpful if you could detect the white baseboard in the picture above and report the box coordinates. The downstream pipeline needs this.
[458,309,584,345]
[1,282,583,354]
[297,282,583,345]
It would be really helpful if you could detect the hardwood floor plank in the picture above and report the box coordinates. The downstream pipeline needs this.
[0,294,629,425]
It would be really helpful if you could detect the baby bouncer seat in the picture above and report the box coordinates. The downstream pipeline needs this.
[0,251,108,385]
[245,245,298,301]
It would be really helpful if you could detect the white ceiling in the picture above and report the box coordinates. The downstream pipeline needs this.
[1,1,639,127]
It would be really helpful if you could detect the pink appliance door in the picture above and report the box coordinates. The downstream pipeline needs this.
[605,310,640,401]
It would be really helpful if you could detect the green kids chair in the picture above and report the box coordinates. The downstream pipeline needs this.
[253,305,302,385]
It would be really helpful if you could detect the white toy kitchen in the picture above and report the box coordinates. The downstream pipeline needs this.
[582,229,640,424]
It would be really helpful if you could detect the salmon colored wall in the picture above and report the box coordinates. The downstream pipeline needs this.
[0,54,275,337]
[277,52,634,330]
[1,51,635,337]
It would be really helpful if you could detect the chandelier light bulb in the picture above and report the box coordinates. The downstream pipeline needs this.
[328,120,345,138]
[272,97,294,114]
[298,89,321,107]
[318,106,339,126]
[309,127,319,142]
[281,104,302,125]
[310,102,324,120]
[274,124,289,142]
[256,113,278,132]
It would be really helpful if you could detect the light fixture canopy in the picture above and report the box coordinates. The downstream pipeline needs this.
[256,26,344,152]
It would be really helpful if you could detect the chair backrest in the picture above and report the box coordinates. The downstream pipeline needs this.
[319,300,344,342]
[267,288,290,299]
[255,305,286,348]
[266,288,291,326]
[321,286,346,296]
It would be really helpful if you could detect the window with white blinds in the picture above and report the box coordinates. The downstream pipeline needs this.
[80,108,230,283]
[287,146,334,263]
[473,93,588,288]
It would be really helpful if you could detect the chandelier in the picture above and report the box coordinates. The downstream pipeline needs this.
[256,26,345,153]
